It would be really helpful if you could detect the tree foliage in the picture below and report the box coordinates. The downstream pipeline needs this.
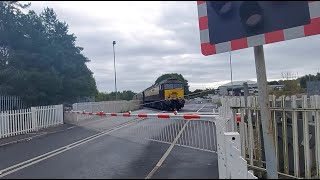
[269,80,303,96]
[154,73,190,94]
[268,81,280,85]
[267,73,320,96]
[187,88,215,99]
[96,90,136,101]
[267,72,320,96]
[0,1,97,106]
[297,73,320,89]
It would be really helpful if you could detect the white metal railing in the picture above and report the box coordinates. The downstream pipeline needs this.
[132,114,218,153]
[217,98,258,179]
[0,104,63,139]
[223,94,320,179]
[67,107,257,179]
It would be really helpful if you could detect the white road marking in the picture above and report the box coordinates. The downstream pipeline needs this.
[145,120,190,179]
[0,116,117,148]
[0,118,142,178]
[0,133,47,147]
[197,104,207,113]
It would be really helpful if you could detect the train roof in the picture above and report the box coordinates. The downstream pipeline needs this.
[142,78,183,92]
[159,78,183,84]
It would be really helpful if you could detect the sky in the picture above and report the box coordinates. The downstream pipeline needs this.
[27,1,320,92]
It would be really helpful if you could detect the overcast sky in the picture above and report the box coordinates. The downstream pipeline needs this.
[28,1,320,92]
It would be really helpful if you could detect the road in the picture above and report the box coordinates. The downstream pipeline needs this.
[0,103,218,179]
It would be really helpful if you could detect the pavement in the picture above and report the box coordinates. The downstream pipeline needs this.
[0,103,219,179]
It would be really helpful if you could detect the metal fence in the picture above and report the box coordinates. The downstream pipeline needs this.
[66,109,257,179]
[0,104,63,139]
[135,115,217,153]
[0,96,24,112]
[224,95,320,179]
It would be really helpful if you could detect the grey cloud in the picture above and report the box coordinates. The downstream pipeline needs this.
[29,1,320,93]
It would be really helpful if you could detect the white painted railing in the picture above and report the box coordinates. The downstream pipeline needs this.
[223,94,320,179]
[0,104,63,139]
[217,97,258,179]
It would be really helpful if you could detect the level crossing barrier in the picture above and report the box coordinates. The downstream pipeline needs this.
[66,108,257,179]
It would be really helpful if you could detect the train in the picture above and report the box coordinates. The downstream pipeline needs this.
[133,78,185,111]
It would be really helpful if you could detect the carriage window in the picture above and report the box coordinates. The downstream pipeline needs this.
[173,84,183,89]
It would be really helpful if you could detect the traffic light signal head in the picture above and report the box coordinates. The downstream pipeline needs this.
[209,1,234,17]
[239,1,264,32]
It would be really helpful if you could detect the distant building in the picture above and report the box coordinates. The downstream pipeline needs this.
[209,95,221,104]
[217,80,258,96]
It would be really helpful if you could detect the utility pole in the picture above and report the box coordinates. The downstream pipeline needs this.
[254,45,278,179]
[112,40,117,101]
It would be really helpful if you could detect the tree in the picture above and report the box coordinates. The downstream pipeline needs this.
[297,73,320,89]
[154,73,190,94]
[281,80,302,96]
[187,88,215,99]
[0,2,98,106]
[188,89,204,98]
[268,81,279,85]
[269,80,303,96]
[95,90,136,101]
[267,72,320,96]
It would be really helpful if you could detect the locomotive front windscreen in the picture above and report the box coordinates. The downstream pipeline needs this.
[163,84,183,90]
[173,84,183,89]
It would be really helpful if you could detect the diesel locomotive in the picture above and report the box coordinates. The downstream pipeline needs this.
[133,78,185,111]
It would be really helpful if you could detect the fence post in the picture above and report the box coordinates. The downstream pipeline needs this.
[0,111,3,139]
[302,95,311,178]
[31,107,38,131]
[225,132,243,178]
[74,103,79,122]
[217,119,227,179]
[57,105,62,125]
[60,104,64,124]
[291,95,300,177]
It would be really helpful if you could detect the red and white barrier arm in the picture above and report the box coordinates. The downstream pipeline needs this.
[66,110,218,120]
